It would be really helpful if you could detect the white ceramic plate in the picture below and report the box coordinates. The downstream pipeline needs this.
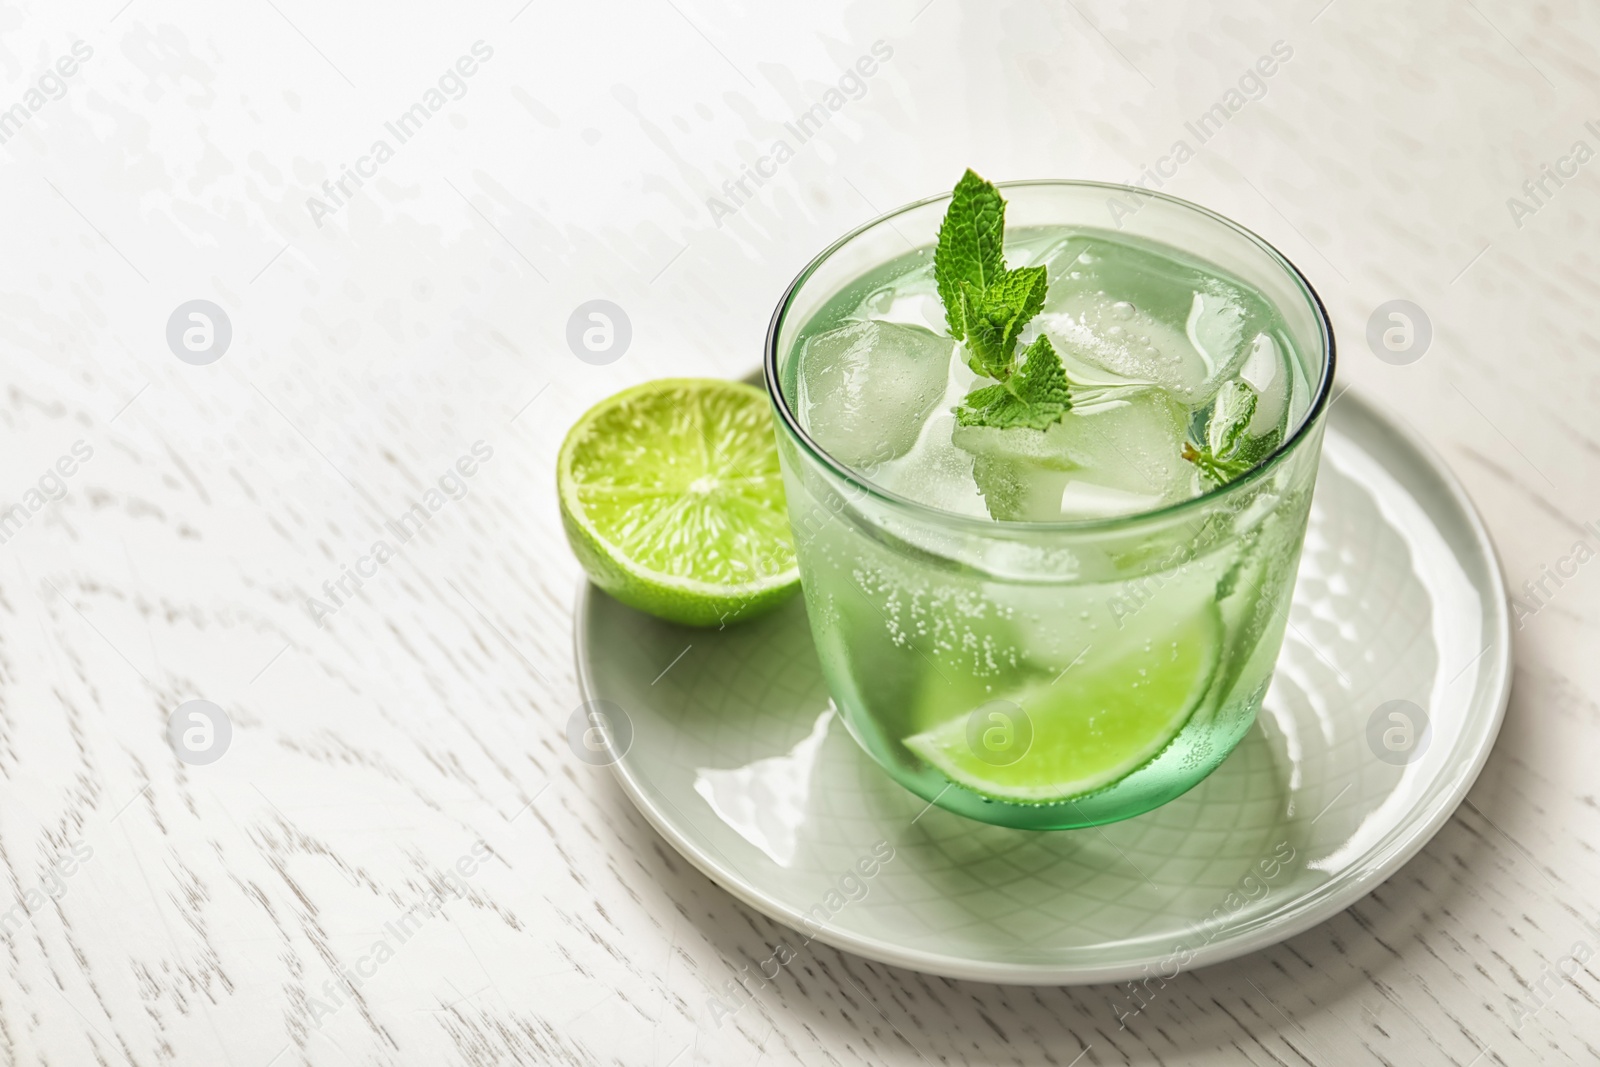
[572,389,1510,985]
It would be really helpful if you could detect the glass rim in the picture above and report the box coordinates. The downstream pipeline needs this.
[763,178,1337,534]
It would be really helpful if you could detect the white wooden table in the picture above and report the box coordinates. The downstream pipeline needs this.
[0,1,1593,1063]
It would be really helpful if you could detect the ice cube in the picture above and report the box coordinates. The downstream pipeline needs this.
[952,386,1193,521]
[1238,333,1288,437]
[1057,481,1174,519]
[882,291,948,333]
[1030,234,1111,293]
[872,411,990,518]
[797,321,954,470]
[857,263,948,333]
[1036,285,1249,408]
[1037,290,1196,393]
[1049,387,1195,503]
[966,442,1075,522]
[1185,288,1247,384]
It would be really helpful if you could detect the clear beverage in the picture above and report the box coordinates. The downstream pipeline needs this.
[765,182,1333,830]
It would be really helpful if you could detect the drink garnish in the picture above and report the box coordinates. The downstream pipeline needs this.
[1182,379,1274,485]
[933,169,1073,431]
[557,379,800,627]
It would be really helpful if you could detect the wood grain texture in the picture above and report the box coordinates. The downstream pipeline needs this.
[0,0,1594,1063]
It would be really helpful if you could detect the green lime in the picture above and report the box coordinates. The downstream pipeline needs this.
[558,378,800,627]
[904,608,1221,803]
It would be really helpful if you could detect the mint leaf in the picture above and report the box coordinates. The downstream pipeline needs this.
[955,335,1072,430]
[1184,381,1270,485]
[933,170,1073,432]
[958,266,1048,378]
[954,283,986,361]
[958,284,1008,376]
[1207,381,1257,456]
[934,170,1007,340]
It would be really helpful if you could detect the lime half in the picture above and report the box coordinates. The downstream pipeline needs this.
[558,378,800,627]
[904,608,1222,803]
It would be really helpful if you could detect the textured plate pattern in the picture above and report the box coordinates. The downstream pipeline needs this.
[576,391,1509,984]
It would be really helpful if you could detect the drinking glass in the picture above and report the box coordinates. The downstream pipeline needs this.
[765,181,1334,830]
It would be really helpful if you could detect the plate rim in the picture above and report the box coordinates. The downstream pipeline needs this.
[572,386,1513,985]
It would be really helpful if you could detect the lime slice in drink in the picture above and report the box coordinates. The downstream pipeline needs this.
[558,378,800,627]
[904,608,1222,803]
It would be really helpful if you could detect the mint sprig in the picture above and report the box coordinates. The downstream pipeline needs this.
[956,266,1048,378]
[1183,381,1268,485]
[932,170,1070,431]
[955,335,1071,430]
[935,169,1007,338]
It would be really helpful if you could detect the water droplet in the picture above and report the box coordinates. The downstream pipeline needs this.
[1111,301,1136,321]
